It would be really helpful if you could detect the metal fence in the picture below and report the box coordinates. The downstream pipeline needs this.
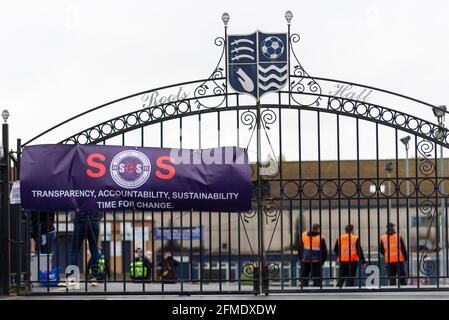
[2,13,449,295]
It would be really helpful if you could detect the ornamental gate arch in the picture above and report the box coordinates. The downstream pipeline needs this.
[4,12,449,295]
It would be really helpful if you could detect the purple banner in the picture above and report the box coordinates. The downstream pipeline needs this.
[20,145,251,212]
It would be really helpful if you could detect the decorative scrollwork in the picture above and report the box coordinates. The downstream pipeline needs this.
[417,139,434,157]
[241,210,257,223]
[417,140,436,176]
[266,262,280,274]
[240,109,279,131]
[240,110,257,130]
[290,33,300,44]
[419,254,436,276]
[62,100,193,144]
[414,138,439,278]
[325,98,449,148]
[279,178,439,200]
[417,179,437,276]
[289,33,322,107]
[260,109,277,129]
[214,36,225,47]
[193,37,227,109]
[263,201,280,224]
[242,262,258,277]
[419,199,435,217]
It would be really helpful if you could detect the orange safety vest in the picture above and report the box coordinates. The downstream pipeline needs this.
[302,231,321,249]
[338,233,359,262]
[380,233,405,263]
[301,231,323,261]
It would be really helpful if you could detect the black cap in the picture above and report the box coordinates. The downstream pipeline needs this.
[386,222,395,228]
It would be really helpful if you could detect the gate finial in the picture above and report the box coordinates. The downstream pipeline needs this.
[222,12,230,26]
[285,10,293,24]
[2,110,9,123]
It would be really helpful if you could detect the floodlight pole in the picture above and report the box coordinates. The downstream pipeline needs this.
[432,105,447,282]
[400,136,411,275]
[436,107,446,282]
[385,162,393,221]
[405,146,410,196]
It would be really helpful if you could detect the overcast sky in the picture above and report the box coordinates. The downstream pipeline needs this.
[1,0,448,161]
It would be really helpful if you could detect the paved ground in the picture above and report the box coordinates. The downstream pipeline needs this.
[2,292,449,300]
[2,283,449,300]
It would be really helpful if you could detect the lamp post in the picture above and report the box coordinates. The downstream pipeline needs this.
[400,135,411,275]
[433,105,447,281]
[400,136,411,197]
[385,161,393,221]
[0,109,10,295]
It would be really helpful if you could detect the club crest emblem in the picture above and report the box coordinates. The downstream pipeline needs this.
[110,150,151,189]
[228,31,288,100]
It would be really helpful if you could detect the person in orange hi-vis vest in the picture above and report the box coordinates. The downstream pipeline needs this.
[380,222,408,286]
[298,224,328,287]
[334,224,366,287]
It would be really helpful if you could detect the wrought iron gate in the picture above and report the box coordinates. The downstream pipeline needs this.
[2,11,449,295]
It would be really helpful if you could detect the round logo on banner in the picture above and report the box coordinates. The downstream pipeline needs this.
[110,150,151,189]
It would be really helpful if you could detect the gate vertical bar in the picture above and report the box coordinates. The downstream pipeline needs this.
[222,12,229,109]
[435,140,440,287]
[16,138,22,293]
[256,100,263,294]
[414,136,420,287]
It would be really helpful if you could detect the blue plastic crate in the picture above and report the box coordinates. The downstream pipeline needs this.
[39,267,60,287]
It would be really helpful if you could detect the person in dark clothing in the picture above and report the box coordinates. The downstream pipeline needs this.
[130,248,153,282]
[69,211,103,279]
[87,246,110,282]
[379,222,408,286]
[334,224,366,287]
[159,252,179,283]
[30,211,56,266]
[298,224,328,287]
[30,211,56,254]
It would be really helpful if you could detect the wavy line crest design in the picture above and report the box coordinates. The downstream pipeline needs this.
[257,65,288,73]
[258,82,285,91]
[258,74,287,82]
